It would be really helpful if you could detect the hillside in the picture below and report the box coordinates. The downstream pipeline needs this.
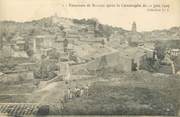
[0,16,180,116]
[1,16,180,46]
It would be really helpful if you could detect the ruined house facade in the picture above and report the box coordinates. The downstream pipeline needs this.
[85,48,148,74]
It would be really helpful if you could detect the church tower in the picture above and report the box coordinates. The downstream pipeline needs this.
[52,13,59,24]
[132,22,137,33]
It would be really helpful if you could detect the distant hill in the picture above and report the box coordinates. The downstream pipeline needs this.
[0,16,180,44]
[141,27,180,41]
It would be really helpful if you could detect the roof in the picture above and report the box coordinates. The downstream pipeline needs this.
[16,40,25,44]
[171,49,180,51]
[35,35,46,38]
[0,72,4,76]
[41,48,53,51]
[12,51,28,58]
[35,35,54,39]
[12,36,24,41]
[55,37,64,42]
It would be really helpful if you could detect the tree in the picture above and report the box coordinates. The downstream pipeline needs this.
[34,58,57,80]
[29,29,36,36]
[97,56,108,77]
[63,38,69,52]
[24,38,34,57]
[154,42,176,74]
[59,25,65,31]
[101,39,105,47]
[154,42,166,61]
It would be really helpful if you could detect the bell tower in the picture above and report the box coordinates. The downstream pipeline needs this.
[132,21,137,33]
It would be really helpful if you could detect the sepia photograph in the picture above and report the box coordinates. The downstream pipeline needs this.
[0,0,180,116]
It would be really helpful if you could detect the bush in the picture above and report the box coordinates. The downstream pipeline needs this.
[33,59,57,80]
[37,105,50,115]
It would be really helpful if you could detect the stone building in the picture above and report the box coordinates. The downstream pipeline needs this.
[86,47,147,73]
[32,35,55,59]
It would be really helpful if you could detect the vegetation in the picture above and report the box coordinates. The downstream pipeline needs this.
[33,58,58,80]
[63,72,180,115]
[154,42,166,60]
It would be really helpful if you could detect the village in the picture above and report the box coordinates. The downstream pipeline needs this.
[0,15,180,116]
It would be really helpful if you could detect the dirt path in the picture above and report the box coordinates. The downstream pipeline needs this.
[29,75,99,104]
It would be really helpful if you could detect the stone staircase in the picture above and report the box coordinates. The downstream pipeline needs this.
[0,103,40,116]
[0,103,63,116]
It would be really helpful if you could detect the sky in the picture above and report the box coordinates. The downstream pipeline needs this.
[0,0,180,31]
